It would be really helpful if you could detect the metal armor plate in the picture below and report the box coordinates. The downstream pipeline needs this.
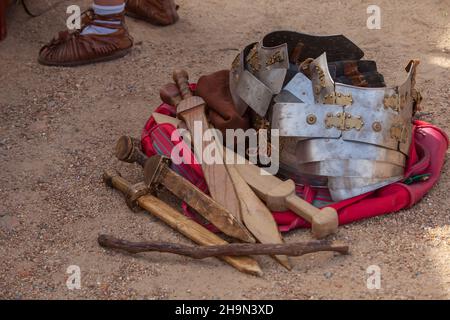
[229,31,419,201]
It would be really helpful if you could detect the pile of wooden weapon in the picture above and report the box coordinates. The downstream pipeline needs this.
[99,70,348,276]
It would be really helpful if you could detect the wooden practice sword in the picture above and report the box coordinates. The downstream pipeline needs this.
[173,70,243,224]
[115,136,255,243]
[234,161,339,239]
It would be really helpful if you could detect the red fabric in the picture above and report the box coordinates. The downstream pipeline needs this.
[142,104,449,232]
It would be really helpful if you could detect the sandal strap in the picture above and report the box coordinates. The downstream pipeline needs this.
[81,9,126,30]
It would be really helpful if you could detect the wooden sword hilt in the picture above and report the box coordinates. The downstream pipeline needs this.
[172,69,193,100]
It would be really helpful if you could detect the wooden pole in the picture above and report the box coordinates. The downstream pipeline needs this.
[98,234,349,258]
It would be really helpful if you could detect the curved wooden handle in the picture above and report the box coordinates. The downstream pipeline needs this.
[285,194,317,222]
[172,69,193,100]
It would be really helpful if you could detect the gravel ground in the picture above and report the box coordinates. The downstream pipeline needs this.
[0,0,449,299]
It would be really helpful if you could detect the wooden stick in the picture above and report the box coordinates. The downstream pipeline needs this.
[103,169,263,276]
[98,234,349,258]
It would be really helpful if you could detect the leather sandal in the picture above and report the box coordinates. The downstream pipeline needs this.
[38,9,133,67]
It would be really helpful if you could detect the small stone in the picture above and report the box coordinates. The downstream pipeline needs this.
[324,272,333,279]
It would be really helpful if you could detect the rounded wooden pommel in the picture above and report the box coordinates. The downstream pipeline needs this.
[115,136,134,162]
[172,69,189,82]
[103,169,121,187]
[115,136,148,166]
[311,207,339,239]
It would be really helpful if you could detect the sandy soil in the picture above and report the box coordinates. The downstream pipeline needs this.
[0,0,449,300]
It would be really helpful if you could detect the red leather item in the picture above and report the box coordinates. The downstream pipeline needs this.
[195,70,251,138]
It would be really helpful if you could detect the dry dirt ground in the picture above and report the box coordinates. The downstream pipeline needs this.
[0,0,449,300]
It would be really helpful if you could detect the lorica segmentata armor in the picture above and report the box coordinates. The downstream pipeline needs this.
[230,31,421,201]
